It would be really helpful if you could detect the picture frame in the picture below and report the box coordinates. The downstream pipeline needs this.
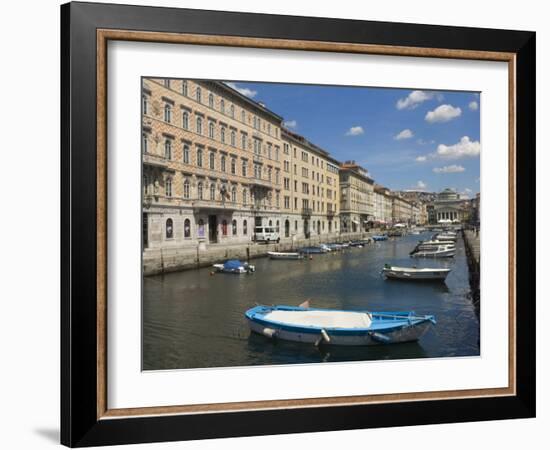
[60,1,536,447]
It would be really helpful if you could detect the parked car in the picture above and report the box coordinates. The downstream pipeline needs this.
[253,226,280,243]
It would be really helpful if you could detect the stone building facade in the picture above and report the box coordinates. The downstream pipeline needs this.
[142,78,285,251]
[432,188,469,223]
[391,194,414,225]
[373,185,393,226]
[339,161,375,232]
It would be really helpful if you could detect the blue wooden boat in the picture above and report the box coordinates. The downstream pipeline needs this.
[245,304,436,346]
[213,259,255,274]
[372,234,388,241]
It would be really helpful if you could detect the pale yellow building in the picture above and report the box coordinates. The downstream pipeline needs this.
[339,161,374,233]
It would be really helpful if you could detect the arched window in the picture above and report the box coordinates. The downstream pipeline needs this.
[210,184,216,200]
[208,121,215,139]
[164,103,171,123]
[243,220,248,235]
[165,178,172,197]
[164,139,172,160]
[221,155,226,172]
[277,220,280,230]
[285,220,290,238]
[295,220,298,231]
[209,152,215,170]
[182,111,189,129]
[183,144,190,164]
[220,99,225,114]
[196,116,203,134]
[220,127,225,143]
[197,148,203,167]
[269,220,273,226]
[197,182,203,199]
[182,80,188,96]
[231,186,237,203]
[232,219,237,235]
[231,130,236,146]
[183,179,190,199]
[222,220,228,236]
[208,93,214,108]
[231,158,236,174]
[197,219,205,238]
[165,218,173,239]
[184,219,191,238]
[241,110,245,122]
[242,188,248,205]
[317,220,321,234]
[196,87,201,102]
[241,160,247,176]
[230,104,235,118]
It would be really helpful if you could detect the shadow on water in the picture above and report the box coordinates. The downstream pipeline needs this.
[143,232,479,370]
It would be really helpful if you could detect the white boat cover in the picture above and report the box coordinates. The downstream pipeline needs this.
[264,310,372,329]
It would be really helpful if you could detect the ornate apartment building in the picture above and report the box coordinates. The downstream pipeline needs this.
[373,185,393,225]
[281,129,340,239]
[142,78,342,251]
[339,161,375,232]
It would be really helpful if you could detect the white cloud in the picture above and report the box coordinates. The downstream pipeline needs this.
[396,90,434,110]
[416,138,435,145]
[433,165,466,174]
[283,120,297,129]
[225,82,258,98]
[415,180,427,189]
[415,156,427,162]
[435,136,480,159]
[394,129,414,140]
[345,126,364,136]
[425,104,462,123]
[469,101,479,111]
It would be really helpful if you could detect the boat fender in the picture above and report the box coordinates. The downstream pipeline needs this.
[370,332,392,344]
[262,328,278,339]
[321,329,331,343]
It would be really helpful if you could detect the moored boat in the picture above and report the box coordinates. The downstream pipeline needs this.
[372,234,388,241]
[411,245,455,258]
[382,264,451,281]
[245,304,436,346]
[213,259,255,274]
[299,246,329,254]
[267,251,304,260]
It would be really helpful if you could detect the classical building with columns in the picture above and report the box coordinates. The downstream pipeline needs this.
[432,188,469,223]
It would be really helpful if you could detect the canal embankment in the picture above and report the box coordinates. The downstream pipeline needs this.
[143,231,376,275]
[463,229,480,317]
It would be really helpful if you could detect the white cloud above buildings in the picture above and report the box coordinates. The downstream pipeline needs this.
[435,136,480,159]
[283,120,297,129]
[415,155,427,162]
[415,180,427,189]
[394,129,414,140]
[225,82,258,98]
[425,104,462,123]
[396,90,435,110]
[469,101,479,111]
[433,165,466,174]
[345,126,364,136]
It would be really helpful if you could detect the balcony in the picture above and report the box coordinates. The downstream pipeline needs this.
[301,208,313,217]
[191,199,237,211]
[143,153,167,168]
[249,177,272,189]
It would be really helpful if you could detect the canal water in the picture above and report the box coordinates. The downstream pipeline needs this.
[143,232,480,370]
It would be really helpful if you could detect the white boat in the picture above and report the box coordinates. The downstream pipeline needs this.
[434,233,457,241]
[245,304,436,346]
[382,265,451,281]
[411,245,455,258]
[267,251,304,260]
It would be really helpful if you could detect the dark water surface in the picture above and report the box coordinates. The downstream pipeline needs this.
[143,232,480,370]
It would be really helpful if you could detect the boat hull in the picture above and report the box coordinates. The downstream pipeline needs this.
[245,305,435,346]
[383,268,450,280]
[268,252,303,260]
[411,249,455,258]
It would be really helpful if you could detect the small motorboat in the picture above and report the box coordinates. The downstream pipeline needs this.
[372,234,388,241]
[299,246,328,254]
[213,259,255,274]
[410,240,455,255]
[434,232,457,241]
[411,245,455,258]
[267,251,304,260]
[245,304,436,346]
[382,264,451,281]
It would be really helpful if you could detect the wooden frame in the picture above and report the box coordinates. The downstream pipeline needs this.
[61,1,535,447]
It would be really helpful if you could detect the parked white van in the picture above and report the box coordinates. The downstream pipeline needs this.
[253,226,280,243]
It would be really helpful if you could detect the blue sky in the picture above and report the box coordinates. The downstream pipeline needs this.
[225,81,480,197]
